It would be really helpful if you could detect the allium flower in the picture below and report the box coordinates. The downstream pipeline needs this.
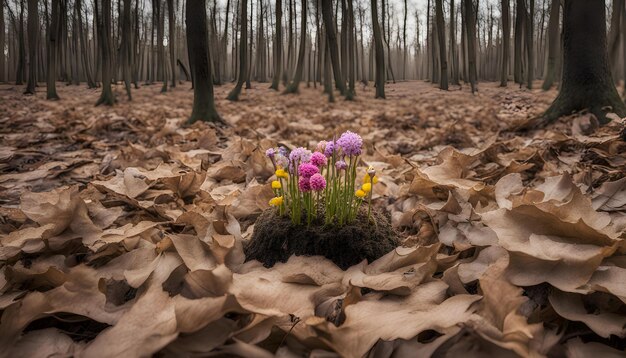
[278,146,288,157]
[310,152,328,168]
[289,147,312,165]
[298,163,319,178]
[336,131,363,156]
[335,160,347,171]
[355,189,366,198]
[269,196,283,206]
[265,148,276,158]
[309,173,326,191]
[316,140,328,153]
[298,177,311,192]
[361,183,372,193]
[323,141,335,158]
[271,180,281,189]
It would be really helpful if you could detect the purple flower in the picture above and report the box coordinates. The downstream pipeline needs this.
[278,146,288,157]
[310,152,328,168]
[335,160,347,171]
[316,141,328,153]
[298,163,319,178]
[275,153,289,169]
[323,141,335,158]
[289,147,312,171]
[336,131,362,156]
[265,148,276,158]
[298,177,311,192]
[309,173,326,191]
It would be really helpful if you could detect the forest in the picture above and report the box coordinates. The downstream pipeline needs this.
[1,0,626,356]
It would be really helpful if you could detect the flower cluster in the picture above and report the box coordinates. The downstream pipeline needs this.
[266,131,378,226]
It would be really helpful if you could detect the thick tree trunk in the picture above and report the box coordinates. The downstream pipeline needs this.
[47,0,60,99]
[500,0,509,86]
[526,0,534,89]
[542,0,625,125]
[345,0,355,99]
[227,0,247,100]
[186,0,223,124]
[371,0,385,98]
[167,0,176,87]
[95,0,115,106]
[608,0,623,81]
[24,0,38,94]
[321,0,346,95]
[435,0,448,90]
[270,0,282,90]
[284,0,306,94]
[464,0,477,93]
[514,0,524,84]
[542,0,559,90]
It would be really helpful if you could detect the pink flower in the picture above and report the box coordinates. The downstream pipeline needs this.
[298,176,311,192]
[336,131,362,156]
[298,163,319,178]
[310,152,328,168]
[335,160,347,171]
[309,173,326,191]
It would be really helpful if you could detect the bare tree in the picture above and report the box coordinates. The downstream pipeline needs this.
[227,0,247,100]
[321,0,345,95]
[284,0,306,93]
[371,0,385,98]
[500,0,509,86]
[270,0,282,90]
[464,0,477,93]
[47,0,61,99]
[435,0,448,90]
[95,0,115,106]
[542,0,559,90]
[24,0,38,94]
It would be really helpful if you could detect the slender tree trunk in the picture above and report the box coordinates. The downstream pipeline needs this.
[514,0,525,84]
[167,0,176,87]
[435,0,448,90]
[450,0,459,85]
[464,0,477,93]
[608,0,623,82]
[96,0,115,105]
[186,0,223,124]
[526,0,534,89]
[371,0,385,98]
[284,0,306,93]
[24,0,38,94]
[500,0,509,86]
[345,0,355,99]
[402,0,407,80]
[542,0,559,90]
[0,2,5,82]
[542,0,625,125]
[227,0,247,100]
[270,0,282,90]
[321,0,345,95]
[246,0,253,88]
[47,0,60,99]
[121,0,132,99]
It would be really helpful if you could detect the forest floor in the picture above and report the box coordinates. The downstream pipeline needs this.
[1,81,625,357]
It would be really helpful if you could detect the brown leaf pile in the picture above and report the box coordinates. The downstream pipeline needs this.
[1,82,625,357]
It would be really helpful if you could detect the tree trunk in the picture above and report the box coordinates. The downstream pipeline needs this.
[321,0,345,95]
[47,0,60,99]
[526,0,534,89]
[0,2,5,82]
[270,0,282,90]
[121,0,132,99]
[435,0,448,90]
[24,0,38,94]
[227,0,247,100]
[284,0,306,93]
[345,0,355,99]
[514,0,524,84]
[371,0,385,98]
[542,0,625,125]
[464,0,477,93]
[186,0,223,124]
[450,0,459,85]
[167,0,176,87]
[542,0,559,90]
[95,0,115,106]
[500,0,509,86]
[608,0,623,82]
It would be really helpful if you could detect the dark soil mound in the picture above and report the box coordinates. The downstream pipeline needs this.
[244,207,400,270]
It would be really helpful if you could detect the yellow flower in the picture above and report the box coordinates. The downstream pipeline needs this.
[275,169,288,178]
[361,183,372,193]
[269,196,284,206]
[355,189,366,198]
[363,175,379,184]
[271,180,281,189]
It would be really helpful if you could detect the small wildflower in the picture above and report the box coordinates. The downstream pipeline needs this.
[323,141,335,158]
[336,131,363,156]
[298,163,319,178]
[355,189,366,198]
[265,148,276,158]
[310,152,328,168]
[269,196,283,206]
[309,173,326,191]
[298,177,311,192]
[363,175,379,184]
[362,183,372,193]
[335,160,347,171]
[289,147,312,165]
[316,140,328,153]
[275,169,289,178]
[271,180,281,189]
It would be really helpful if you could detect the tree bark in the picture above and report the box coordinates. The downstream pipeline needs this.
[24,0,38,94]
[186,0,223,124]
[514,0,525,84]
[121,0,132,99]
[435,0,448,90]
[345,0,355,99]
[464,0,477,93]
[47,0,60,99]
[95,0,115,105]
[284,0,306,93]
[321,0,345,95]
[608,0,623,81]
[526,0,534,89]
[500,0,509,86]
[371,0,385,98]
[167,0,176,87]
[227,0,247,100]
[542,0,559,90]
[542,0,625,125]
[270,0,282,90]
